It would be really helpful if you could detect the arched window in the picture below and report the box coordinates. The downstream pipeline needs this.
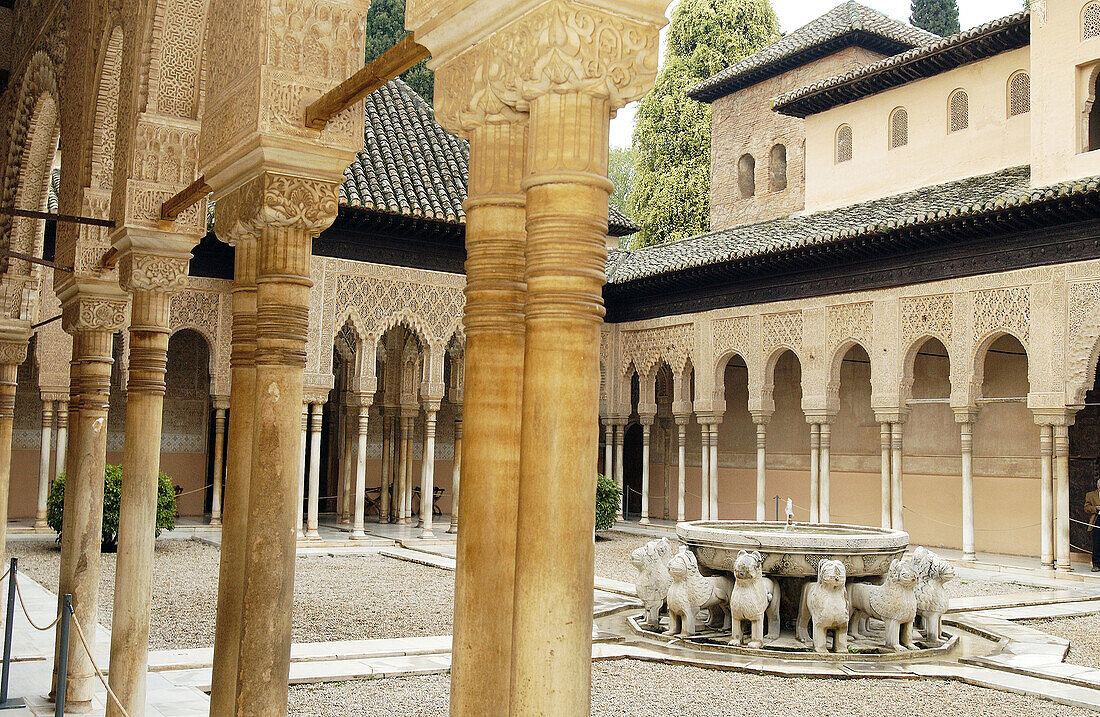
[948,89,969,133]
[1090,69,1100,151]
[1008,71,1030,117]
[1084,2,1100,40]
[769,144,787,191]
[738,153,756,197]
[889,107,908,148]
[835,124,852,163]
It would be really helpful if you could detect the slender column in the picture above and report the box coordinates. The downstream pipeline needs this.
[109,254,190,717]
[379,410,393,523]
[35,399,54,528]
[210,405,228,526]
[1055,423,1071,572]
[958,412,977,561]
[676,419,687,522]
[613,422,624,519]
[0,331,29,560]
[404,417,416,522]
[891,421,905,531]
[819,422,831,524]
[1039,423,1054,570]
[809,423,820,523]
[752,414,769,522]
[55,325,117,710]
[306,402,323,539]
[879,421,891,529]
[449,119,527,717]
[297,403,308,537]
[209,237,257,716]
[699,421,710,520]
[340,404,354,523]
[602,419,613,478]
[396,416,410,524]
[448,418,462,534]
[420,407,439,538]
[639,417,652,524]
[709,423,720,520]
[351,404,369,539]
[54,400,68,480]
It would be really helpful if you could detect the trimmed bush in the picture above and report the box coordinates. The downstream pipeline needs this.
[595,474,621,533]
[46,464,178,551]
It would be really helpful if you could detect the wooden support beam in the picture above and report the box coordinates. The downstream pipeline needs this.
[304,36,430,130]
[160,175,211,222]
[0,247,71,272]
[0,207,114,228]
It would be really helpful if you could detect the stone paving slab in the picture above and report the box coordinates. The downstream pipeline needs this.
[378,546,456,570]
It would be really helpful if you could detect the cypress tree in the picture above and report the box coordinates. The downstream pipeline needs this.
[363,0,434,104]
[910,0,961,37]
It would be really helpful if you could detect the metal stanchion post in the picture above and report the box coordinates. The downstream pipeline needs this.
[54,595,71,717]
[774,495,780,522]
[0,557,21,709]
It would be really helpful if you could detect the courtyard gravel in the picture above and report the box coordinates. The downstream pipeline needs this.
[1026,614,1100,669]
[287,659,1092,716]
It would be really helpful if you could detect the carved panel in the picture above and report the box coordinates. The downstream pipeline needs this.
[901,294,953,348]
[713,315,752,360]
[972,286,1030,346]
[827,301,872,352]
[762,310,802,357]
[620,323,694,376]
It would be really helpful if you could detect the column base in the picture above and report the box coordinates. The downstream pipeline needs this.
[303,531,322,541]
[33,519,48,530]
[639,517,650,525]
[210,518,222,527]
[419,528,436,539]
[446,525,458,535]
[1057,563,1072,573]
[961,552,976,562]
[339,517,351,525]
[1041,561,1055,571]
[349,530,368,540]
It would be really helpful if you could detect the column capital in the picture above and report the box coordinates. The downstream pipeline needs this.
[0,319,31,366]
[874,410,909,425]
[213,172,342,240]
[59,287,129,335]
[953,408,980,424]
[804,411,836,425]
[213,396,231,411]
[672,412,692,426]
[696,412,723,426]
[637,413,655,427]
[114,242,193,296]
[1032,407,1077,427]
[750,410,773,426]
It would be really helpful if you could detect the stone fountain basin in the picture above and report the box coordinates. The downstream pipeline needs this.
[676,520,909,578]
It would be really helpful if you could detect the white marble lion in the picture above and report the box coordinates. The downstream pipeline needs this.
[797,558,850,653]
[847,558,919,651]
[664,548,733,637]
[727,549,780,648]
[631,537,674,629]
[912,546,955,646]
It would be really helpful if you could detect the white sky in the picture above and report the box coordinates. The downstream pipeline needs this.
[608,0,1026,148]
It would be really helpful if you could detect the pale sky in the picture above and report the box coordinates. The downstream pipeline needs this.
[608,0,1026,148]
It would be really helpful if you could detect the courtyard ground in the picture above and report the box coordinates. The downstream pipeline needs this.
[287,660,1093,716]
[1028,614,1100,669]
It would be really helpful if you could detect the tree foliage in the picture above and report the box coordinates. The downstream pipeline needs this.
[608,146,636,216]
[364,0,434,105]
[630,0,779,247]
[910,0,960,37]
[595,474,622,532]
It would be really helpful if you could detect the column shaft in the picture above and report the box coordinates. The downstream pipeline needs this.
[396,418,409,524]
[209,238,257,717]
[0,358,21,559]
[755,421,767,522]
[351,406,368,539]
[340,406,353,523]
[1039,424,1054,569]
[603,420,612,478]
[404,418,416,522]
[420,410,438,538]
[709,424,719,520]
[960,419,976,561]
[809,423,820,523]
[819,422,831,524]
[613,425,624,519]
[210,407,227,526]
[1055,424,1071,572]
[379,412,392,523]
[891,423,904,531]
[306,403,322,538]
[879,421,891,529]
[54,402,68,482]
[109,287,174,717]
[35,401,54,528]
[700,422,709,520]
[297,404,307,537]
[676,423,686,522]
[448,419,462,534]
[639,421,651,525]
[450,117,527,717]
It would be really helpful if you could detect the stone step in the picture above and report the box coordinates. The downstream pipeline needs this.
[963,654,1100,693]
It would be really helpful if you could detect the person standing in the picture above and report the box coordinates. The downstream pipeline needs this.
[1086,476,1100,572]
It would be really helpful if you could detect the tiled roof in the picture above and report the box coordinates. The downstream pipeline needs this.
[605,166,1100,283]
[688,1,937,103]
[775,11,1029,118]
[340,78,639,237]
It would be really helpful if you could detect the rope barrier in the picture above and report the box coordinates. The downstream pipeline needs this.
[68,605,129,717]
[13,576,61,632]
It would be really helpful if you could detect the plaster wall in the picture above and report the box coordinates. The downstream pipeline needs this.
[804,47,1031,211]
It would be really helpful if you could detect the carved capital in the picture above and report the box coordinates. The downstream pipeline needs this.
[214,173,340,240]
[61,295,130,333]
[118,253,191,293]
[0,338,28,367]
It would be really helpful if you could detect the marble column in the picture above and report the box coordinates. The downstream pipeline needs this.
[340,403,354,524]
[752,413,770,522]
[396,415,410,524]
[809,423,820,523]
[297,403,308,538]
[306,402,323,539]
[675,418,687,522]
[35,399,54,529]
[379,410,393,523]
[448,121,527,717]
[351,403,369,539]
[957,411,977,562]
[603,419,613,479]
[108,247,192,717]
[210,403,228,526]
[55,319,120,710]
[879,420,892,529]
[404,416,416,523]
[54,400,68,480]
[639,416,653,524]
[448,418,462,534]
[891,421,905,531]
[0,328,29,560]
[708,422,720,520]
[700,421,710,520]
[420,406,439,538]
[1055,423,1071,572]
[614,421,625,519]
[819,421,831,524]
[1039,423,1054,570]
[209,237,257,717]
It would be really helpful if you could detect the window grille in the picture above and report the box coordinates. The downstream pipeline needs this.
[1085,2,1100,39]
[769,144,787,191]
[738,153,756,197]
[948,90,969,132]
[889,108,909,148]
[835,124,852,163]
[1008,72,1030,117]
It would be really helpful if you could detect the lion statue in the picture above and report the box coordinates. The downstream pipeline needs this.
[631,537,674,629]
[912,546,955,646]
[797,559,850,653]
[848,558,919,651]
[664,548,733,637]
[727,550,780,648]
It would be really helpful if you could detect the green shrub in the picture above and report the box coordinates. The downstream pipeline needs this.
[47,464,178,551]
[595,474,621,533]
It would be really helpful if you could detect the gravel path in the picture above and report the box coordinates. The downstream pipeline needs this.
[288,659,1091,716]
[594,531,679,584]
[944,577,1050,599]
[1026,614,1100,669]
[7,539,454,650]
